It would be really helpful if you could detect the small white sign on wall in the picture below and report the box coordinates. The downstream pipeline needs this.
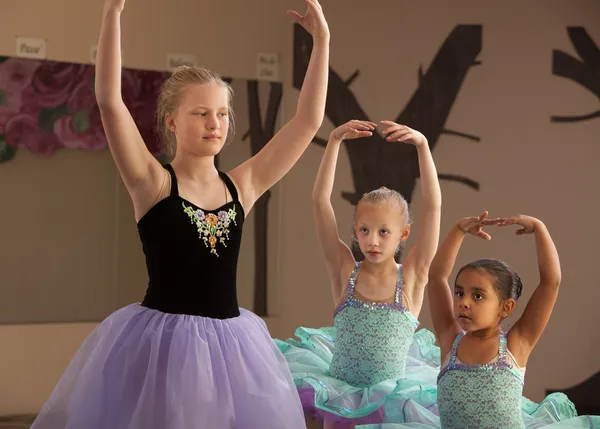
[16,37,47,59]
[166,53,198,71]
[256,53,280,82]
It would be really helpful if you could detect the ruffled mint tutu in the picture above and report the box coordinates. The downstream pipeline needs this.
[356,400,600,429]
[358,415,600,429]
[274,263,442,427]
[275,324,596,427]
[275,327,441,426]
[354,333,599,428]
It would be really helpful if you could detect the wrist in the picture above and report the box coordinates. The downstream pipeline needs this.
[328,133,343,145]
[454,223,467,234]
[532,219,545,232]
[103,4,123,14]
[313,33,331,42]
[415,139,430,150]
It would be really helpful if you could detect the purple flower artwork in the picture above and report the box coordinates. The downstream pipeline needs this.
[0,56,169,163]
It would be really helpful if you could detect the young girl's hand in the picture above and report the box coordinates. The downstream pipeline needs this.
[456,211,499,240]
[495,215,540,235]
[287,0,330,39]
[381,121,427,147]
[330,120,376,141]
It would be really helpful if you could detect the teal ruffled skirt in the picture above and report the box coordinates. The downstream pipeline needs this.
[275,326,595,427]
[275,327,440,426]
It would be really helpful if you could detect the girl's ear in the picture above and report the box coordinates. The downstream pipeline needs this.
[499,298,516,319]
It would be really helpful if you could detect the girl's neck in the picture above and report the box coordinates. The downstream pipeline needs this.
[466,326,503,340]
[360,258,398,276]
[171,155,218,184]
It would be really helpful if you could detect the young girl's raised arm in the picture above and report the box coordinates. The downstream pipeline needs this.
[230,0,330,212]
[428,212,494,354]
[502,216,561,364]
[381,122,441,315]
[313,120,375,302]
[95,0,163,202]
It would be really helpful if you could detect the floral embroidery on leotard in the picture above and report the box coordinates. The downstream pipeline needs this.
[183,202,237,256]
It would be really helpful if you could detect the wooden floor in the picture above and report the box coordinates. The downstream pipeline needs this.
[0,415,321,428]
[0,415,35,429]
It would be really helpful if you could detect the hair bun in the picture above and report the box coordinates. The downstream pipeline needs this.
[513,274,523,300]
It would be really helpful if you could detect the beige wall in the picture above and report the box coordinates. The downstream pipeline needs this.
[1,0,599,416]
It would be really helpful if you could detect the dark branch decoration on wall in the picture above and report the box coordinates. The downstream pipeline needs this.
[552,27,600,123]
[241,80,283,317]
[293,24,482,258]
[547,371,600,416]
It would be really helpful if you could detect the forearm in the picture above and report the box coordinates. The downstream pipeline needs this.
[416,142,441,210]
[429,225,465,280]
[295,37,329,129]
[533,221,561,287]
[312,135,342,203]
[95,4,123,106]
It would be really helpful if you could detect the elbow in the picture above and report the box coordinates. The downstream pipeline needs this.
[540,273,561,291]
[421,202,442,220]
[554,278,562,290]
[95,97,112,110]
[95,93,123,112]
[419,183,442,210]
[94,82,122,110]
[428,200,443,212]
[550,276,562,290]
[311,195,331,218]
[423,192,442,211]
[311,191,328,206]
[427,276,448,291]
[95,91,112,108]
[428,263,445,282]
[293,113,324,135]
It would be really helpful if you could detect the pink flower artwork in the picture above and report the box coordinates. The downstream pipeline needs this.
[0,55,169,163]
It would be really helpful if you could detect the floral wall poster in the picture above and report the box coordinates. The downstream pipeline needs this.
[0,56,169,162]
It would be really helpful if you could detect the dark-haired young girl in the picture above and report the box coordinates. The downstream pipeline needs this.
[423,211,599,428]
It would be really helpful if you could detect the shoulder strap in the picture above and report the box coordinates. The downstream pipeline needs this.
[394,264,403,304]
[498,331,508,362]
[164,164,179,197]
[347,262,361,299]
[449,332,466,364]
[218,171,239,201]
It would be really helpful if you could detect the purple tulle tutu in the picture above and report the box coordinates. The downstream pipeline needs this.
[30,304,307,429]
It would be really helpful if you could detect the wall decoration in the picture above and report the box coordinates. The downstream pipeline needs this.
[293,24,482,258]
[240,81,283,316]
[0,56,168,162]
[552,27,600,123]
[546,371,600,416]
[216,78,283,317]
